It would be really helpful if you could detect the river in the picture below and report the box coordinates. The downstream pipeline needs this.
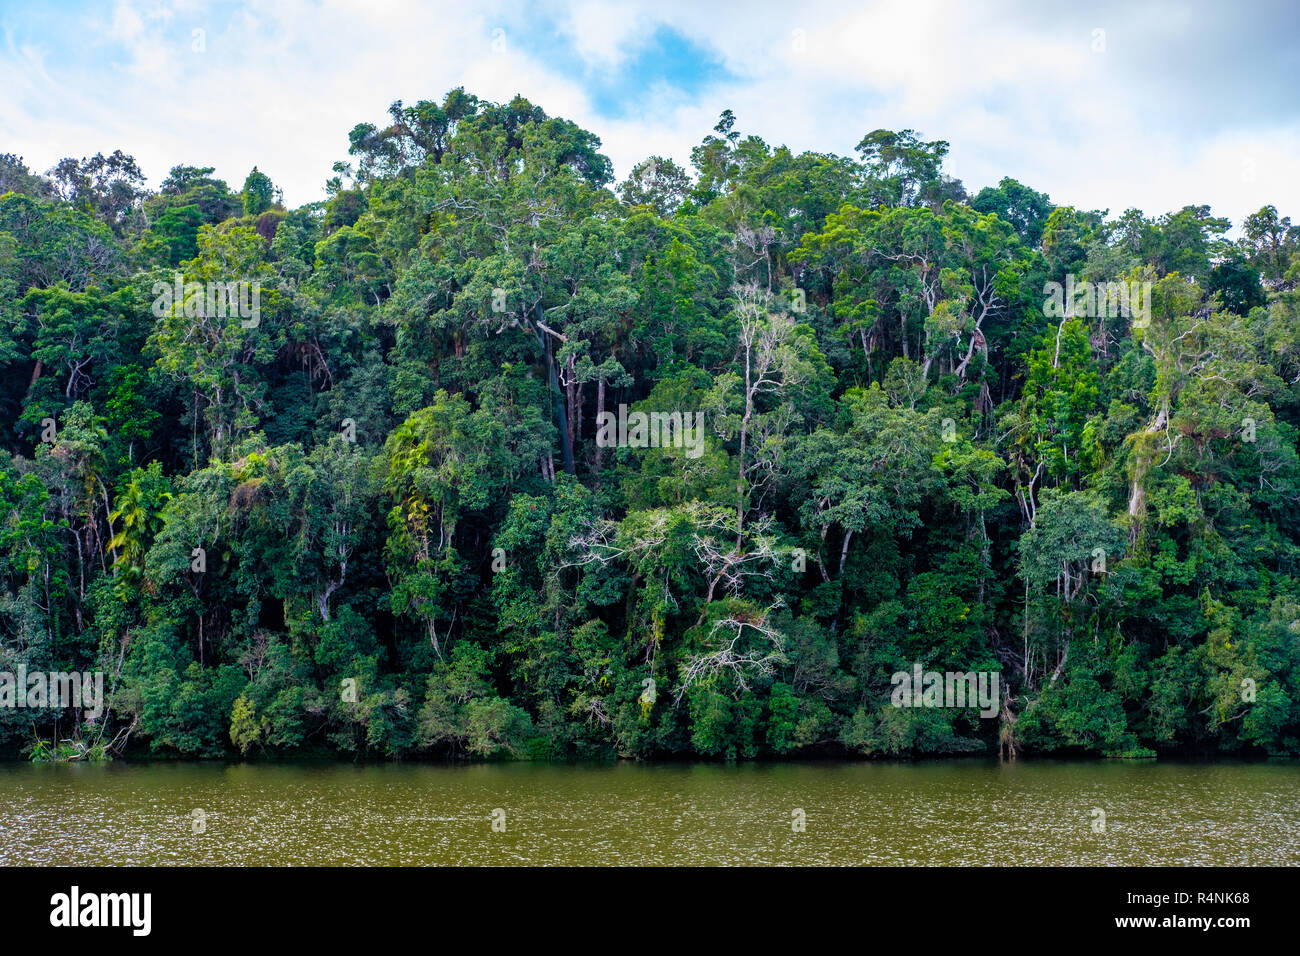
[1,759,1296,865]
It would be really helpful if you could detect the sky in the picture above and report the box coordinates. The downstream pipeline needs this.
[1,0,1298,228]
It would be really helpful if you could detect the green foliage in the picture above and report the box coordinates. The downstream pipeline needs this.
[241,167,275,217]
[0,89,1294,762]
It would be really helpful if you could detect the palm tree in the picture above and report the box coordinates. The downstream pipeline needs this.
[107,466,170,597]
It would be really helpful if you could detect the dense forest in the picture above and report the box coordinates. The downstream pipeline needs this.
[2,89,1299,761]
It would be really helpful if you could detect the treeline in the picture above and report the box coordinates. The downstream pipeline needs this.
[2,89,1299,760]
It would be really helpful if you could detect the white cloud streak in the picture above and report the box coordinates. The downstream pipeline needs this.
[1,0,1295,228]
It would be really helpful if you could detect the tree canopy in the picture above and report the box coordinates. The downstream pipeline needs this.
[2,90,1298,762]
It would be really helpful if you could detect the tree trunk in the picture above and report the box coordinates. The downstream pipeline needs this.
[593,377,606,479]
[542,331,575,474]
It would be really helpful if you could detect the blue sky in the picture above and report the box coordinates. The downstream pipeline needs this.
[2,0,1298,228]
[506,14,733,119]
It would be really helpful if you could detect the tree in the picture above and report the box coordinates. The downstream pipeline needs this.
[618,157,691,217]
[972,177,1054,247]
[855,129,957,209]
[242,167,275,217]
[48,150,146,233]
[381,393,508,658]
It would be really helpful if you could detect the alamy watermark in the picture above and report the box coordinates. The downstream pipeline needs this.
[595,404,705,459]
[890,663,1000,718]
[151,272,261,328]
[50,886,150,936]
[1043,275,1151,328]
[0,667,104,720]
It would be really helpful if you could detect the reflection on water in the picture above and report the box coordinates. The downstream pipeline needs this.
[1,759,1296,866]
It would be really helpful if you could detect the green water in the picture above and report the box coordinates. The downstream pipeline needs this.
[0,759,1295,865]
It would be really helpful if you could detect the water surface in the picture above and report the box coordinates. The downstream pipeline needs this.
[1,759,1295,865]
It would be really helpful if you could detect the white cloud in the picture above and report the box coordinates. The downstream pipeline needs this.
[560,0,650,69]
[1,0,1296,230]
